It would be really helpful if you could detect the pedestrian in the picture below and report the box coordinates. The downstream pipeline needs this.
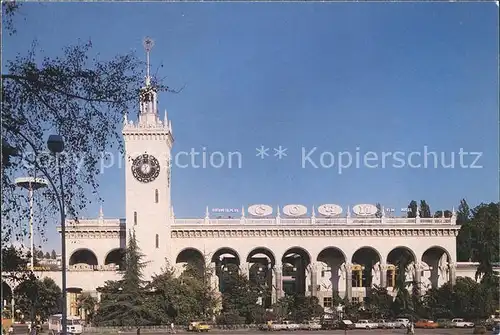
[170,322,175,334]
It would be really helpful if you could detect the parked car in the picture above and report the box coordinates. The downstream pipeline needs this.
[282,320,300,331]
[300,321,322,330]
[354,320,378,329]
[415,320,439,329]
[451,318,474,328]
[436,319,453,328]
[376,319,396,329]
[188,321,210,332]
[268,321,286,331]
[339,320,355,330]
[394,318,410,329]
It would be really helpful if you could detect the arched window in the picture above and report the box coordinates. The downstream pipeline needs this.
[155,189,159,203]
[134,211,137,225]
[155,234,159,248]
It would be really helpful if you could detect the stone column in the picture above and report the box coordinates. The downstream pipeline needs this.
[345,263,352,301]
[379,264,387,288]
[449,262,456,286]
[207,261,219,292]
[273,263,283,303]
[413,262,422,294]
[310,263,318,298]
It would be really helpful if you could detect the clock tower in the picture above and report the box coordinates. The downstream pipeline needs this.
[122,38,174,279]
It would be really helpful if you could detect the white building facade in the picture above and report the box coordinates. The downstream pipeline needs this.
[2,48,486,316]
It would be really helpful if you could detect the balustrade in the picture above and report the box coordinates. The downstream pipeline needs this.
[173,216,456,226]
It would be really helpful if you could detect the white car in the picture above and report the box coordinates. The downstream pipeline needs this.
[354,319,378,329]
[451,318,474,328]
[300,321,322,330]
[394,318,410,329]
[377,319,396,329]
[282,320,300,331]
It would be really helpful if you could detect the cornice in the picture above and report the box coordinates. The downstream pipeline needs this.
[171,226,459,239]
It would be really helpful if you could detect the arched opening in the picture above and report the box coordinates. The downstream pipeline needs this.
[422,246,451,289]
[155,234,159,248]
[282,247,311,296]
[69,249,98,266]
[67,287,83,317]
[317,247,346,303]
[155,189,159,203]
[211,247,241,293]
[386,247,416,288]
[247,247,276,307]
[351,247,381,289]
[104,248,125,270]
[176,248,205,278]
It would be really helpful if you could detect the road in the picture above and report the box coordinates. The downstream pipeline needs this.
[114,329,476,335]
[202,331,472,335]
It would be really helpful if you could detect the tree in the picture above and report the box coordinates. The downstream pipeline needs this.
[1,245,32,283]
[77,292,98,325]
[341,296,362,320]
[364,286,392,319]
[423,277,498,320]
[391,249,415,317]
[456,199,471,225]
[94,230,154,326]
[433,210,452,218]
[1,245,28,272]
[287,294,323,322]
[407,201,418,218]
[36,250,44,259]
[146,261,219,325]
[51,250,57,259]
[375,203,382,218]
[220,270,262,324]
[44,252,50,259]
[2,6,144,245]
[14,277,62,322]
[456,199,474,261]
[419,200,431,218]
[469,203,499,283]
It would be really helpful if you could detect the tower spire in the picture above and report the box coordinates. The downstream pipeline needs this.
[143,37,154,86]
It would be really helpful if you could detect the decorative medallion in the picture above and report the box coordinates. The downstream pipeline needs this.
[283,204,307,217]
[248,204,273,217]
[352,204,378,216]
[317,204,343,217]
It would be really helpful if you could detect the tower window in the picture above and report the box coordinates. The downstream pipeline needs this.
[155,189,159,203]
[134,211,137,225]
[155,234,159,248]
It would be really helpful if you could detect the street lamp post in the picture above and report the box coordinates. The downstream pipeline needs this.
[47,134,67,335]
[14,177,48,270]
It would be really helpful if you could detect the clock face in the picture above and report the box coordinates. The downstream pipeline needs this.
[132,154,160,183]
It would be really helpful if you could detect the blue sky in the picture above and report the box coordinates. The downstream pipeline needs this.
[4,2,498,250]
